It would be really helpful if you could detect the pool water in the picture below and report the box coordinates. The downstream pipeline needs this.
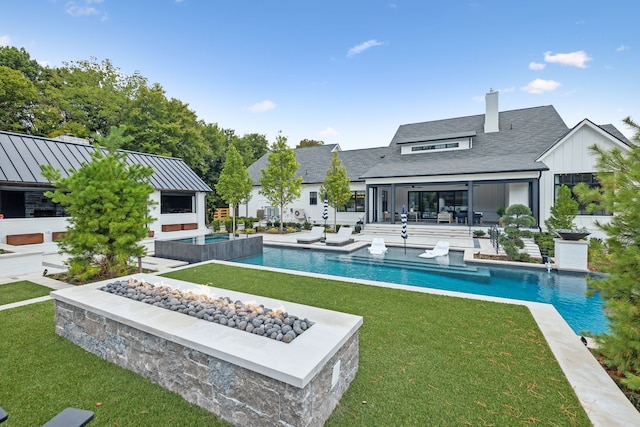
[172,234,230,245]
[232,246,607,335]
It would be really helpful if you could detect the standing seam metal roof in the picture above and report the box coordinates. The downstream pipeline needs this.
[0,131,211,192]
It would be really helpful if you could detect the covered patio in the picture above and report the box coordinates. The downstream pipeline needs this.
[365,177,540,227]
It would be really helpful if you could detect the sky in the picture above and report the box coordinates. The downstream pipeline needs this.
[1,1,638,149]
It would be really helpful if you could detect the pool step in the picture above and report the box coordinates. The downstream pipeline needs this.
[331,254,492,283]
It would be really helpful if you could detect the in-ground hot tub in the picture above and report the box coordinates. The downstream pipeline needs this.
[154,234,263,264]
[51,273,362,427]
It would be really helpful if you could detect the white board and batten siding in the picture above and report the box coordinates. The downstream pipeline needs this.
[537,121,630,234]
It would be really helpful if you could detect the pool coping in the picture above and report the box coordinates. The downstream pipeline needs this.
[159,257,640,427]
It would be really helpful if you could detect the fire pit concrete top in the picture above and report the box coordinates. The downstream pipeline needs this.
[51,273,363,388]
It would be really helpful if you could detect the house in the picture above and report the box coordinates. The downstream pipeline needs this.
[0,131,211,252]
[245,144,388,226]
[242,90,630,236]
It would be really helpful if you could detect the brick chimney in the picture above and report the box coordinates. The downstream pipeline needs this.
[484,89,499,133]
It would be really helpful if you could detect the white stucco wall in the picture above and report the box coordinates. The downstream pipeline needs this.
[507,182,529,207]
[0,190,210,251]
[241,183,365,227]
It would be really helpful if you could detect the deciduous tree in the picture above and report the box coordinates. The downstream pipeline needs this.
[215,144,253,234]
[320,151,351,231]
[259,133,302,232]
[296,138,324,148]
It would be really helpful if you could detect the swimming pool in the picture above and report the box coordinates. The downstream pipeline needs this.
[232,246,607,335]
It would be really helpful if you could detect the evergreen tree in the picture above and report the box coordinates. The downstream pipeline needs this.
[545,184,579,232]
[259,133,302,232]
[574,117,640,391]
[215,144,253,234]
[320,151,351,231]
[41,125,155,281]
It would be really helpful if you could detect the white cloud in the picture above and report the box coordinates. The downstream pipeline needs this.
[66,0,108,20]
[521,79,562,94]
[347,39,384,57]
[0,34,11,47]
[247,100,276,113]
[529,61,545,70]
[616,44,630,52]
[543,50,592,68]
[319,127,339,138]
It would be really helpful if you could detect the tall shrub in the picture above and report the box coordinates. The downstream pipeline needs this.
[41,126,155,280]
[574,117,640,390]
[545,184,579,232]
[499,204,536,261]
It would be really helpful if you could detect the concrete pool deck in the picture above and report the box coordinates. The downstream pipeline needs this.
[1,230,638,426]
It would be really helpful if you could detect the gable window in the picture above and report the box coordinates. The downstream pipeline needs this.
[411,142,460,152]
[161,192,194,214]
[309,191,318,205]
[554,173,609,215]
[338,191,365,212]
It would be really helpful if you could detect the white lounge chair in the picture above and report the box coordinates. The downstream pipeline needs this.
[367,238,388,256]
[296,226,325,244]
[325,227,354,246]
[419,241,450,258]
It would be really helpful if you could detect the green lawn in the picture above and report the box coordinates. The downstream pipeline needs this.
[0,265,590,426]
[0,281,52,305]
[0,302,228,426]
[163,264,590,426]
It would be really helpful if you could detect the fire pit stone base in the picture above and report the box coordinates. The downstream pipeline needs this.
[52,274,362,427]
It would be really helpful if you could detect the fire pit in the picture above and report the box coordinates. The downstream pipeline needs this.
[51,273,362,427]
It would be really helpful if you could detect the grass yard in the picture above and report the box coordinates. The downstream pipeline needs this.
[0,281,52,305]
[163,264,591,426]
[0,265,591,426]
[0,302,228,426]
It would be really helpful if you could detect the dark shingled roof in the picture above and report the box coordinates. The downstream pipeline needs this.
[0,131,211,192]
[360,105,570,179]
[247,144,391,185]
[245,106,631,183]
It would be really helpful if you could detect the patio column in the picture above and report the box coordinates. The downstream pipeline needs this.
[531,178,540,228]
[390,184,396,224]
[467,180,474,221]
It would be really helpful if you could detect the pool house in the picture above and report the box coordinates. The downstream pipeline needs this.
[0,131,211,251]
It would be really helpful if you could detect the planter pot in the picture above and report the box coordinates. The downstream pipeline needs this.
[555,229,590,241]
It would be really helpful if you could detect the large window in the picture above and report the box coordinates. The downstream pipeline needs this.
[338,191,365,212]
[309,191,318,205]
[554,173,608,215]
[0,189,66,218]
[161,192,194,214]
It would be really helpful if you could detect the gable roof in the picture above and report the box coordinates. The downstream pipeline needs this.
[537,118,631,162]
[0,131,211,192]
[360,105,570,179]
[247,143,390,185]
